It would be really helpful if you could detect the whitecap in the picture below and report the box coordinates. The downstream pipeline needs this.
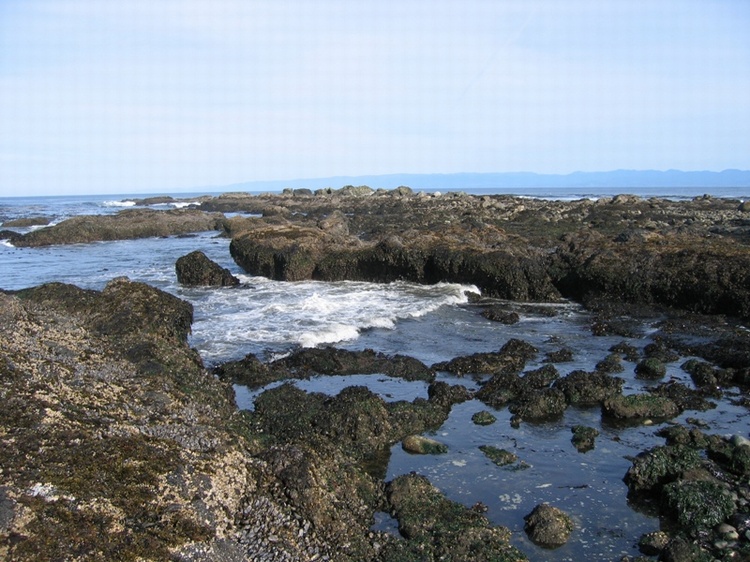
[102,200,136,208]
[189,278,481,363]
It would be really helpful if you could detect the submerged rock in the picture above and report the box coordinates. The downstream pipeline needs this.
[402,435,448,455]
[479,445,518,467]
[471,410,497,426]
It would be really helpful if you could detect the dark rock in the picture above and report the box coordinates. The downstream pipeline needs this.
[14,208,224,247]
[214,353,287,389]
[602,393,680,421]
[659,537,711,562]
[644,341,680,363]
[656,425,709,448]
[595,353,625,373]
[482,306,520,324]
[175,250,240,287]
[0,230,24,243]
[229,221,561,300]
[571,425,599,452]
[475,372,523,408]
[508,388,567,421]
[553,370,624,406]
[681,359,722,389]
[385,473,526,561]
[624,445,703,494]
[278,347,435,382]
[638,530,670,556]
[635,357,667,379]
[653,381,717,411]
[544,347,574,363]
[251,382,451,465]
[522,364,559,388]
[316,209,349,236]
[1,282,336,559]
[1,216,50,227]
[402,435,448,455]
[523,504,574,548]
[427,381,471,408]
[471,410,497,426]
[433,338,537,376]
[130,195,177,205]
[551,229,750,322]
[0,487,16,532]
[662,479,734,532]
[609,341,640,362]
[479,445,518,466]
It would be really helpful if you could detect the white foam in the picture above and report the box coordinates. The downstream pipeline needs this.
[102,200,136,207]
[189,279,480,362]
[170,201,200,209]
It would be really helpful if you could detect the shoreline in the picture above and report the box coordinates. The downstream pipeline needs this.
[1,186,749,560]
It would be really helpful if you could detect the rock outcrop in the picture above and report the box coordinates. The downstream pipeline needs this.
[175,250,240,287]
[1,279,523,560]
[13,208,224,247]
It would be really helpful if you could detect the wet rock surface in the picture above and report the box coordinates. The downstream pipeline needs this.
[12,208,224,247]
[523,504,574,548]
[176,250,240,287]
[4,187,750,560]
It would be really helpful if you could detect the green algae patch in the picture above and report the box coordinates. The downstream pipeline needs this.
[479,445,518,467]
[662,480,734,532]
[602,393,680,421]
[471,410,497,426]
[384,473,528,561]
[571,425,600,452]
[624,445,702,494]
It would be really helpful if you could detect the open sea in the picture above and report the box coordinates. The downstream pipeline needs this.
[1,187,748,561]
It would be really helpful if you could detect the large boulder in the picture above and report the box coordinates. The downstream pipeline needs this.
[175,250,240,287]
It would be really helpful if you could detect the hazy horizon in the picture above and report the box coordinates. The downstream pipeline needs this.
[2,169,750,199]
[2,1,749,197]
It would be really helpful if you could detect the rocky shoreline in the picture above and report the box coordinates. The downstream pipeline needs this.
[2,186,749,560]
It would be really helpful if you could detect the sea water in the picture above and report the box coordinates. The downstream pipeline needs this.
[2,191,748,561]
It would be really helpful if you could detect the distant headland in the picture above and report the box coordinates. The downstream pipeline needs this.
[217,169,750,194]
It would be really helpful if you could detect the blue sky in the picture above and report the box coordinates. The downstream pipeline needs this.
[1,0,749,196]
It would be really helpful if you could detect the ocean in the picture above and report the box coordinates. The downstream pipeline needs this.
[1,187,748,561]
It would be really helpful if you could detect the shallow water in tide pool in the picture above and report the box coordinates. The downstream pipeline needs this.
[3,209,749,560]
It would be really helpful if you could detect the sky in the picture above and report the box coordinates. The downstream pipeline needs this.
[1,0,749,196]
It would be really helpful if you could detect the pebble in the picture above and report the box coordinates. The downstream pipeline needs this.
[717,523,739,540]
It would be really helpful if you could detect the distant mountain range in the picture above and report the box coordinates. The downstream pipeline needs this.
[220,169,750,194]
